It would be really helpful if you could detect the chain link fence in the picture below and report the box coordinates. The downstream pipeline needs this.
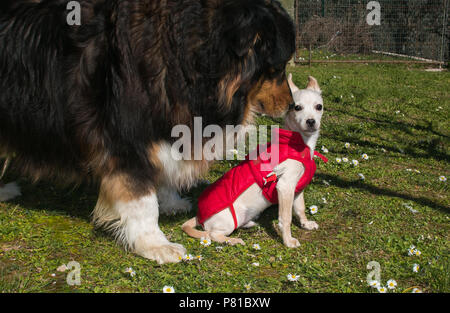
[281,0,449,65]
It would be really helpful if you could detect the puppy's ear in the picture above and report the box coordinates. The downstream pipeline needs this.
[306,76,321,93]
[287,73,299,93]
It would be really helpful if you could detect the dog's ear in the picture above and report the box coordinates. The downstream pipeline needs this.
[306,76,321,93]
[287,73,299,93]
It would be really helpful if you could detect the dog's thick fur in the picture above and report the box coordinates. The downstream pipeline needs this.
[0,0,295,263]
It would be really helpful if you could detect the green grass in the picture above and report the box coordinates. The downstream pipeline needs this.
[1,63,449,293]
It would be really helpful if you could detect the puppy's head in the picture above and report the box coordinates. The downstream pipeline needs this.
[285,74,323,135]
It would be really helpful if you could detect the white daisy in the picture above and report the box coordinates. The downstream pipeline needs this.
[413,264,419,273]
[361,153,369,160]
[200,237,211,247]
[321,146,329,153]
[287,273,299,281]
[368,280,380,288]
[309,205,318,214]
[342,157,349,163]
[408,245,416,256]
[163,286,175,293]
[196,255,203,261]
[414,249,422,256]
[377,286,387,293]
[412,288,422,293]
[387,279,397,289]
[124,267,136,277]
[358,173,365,180]
[182,254,194,261]
[336,157,342,163]
[352,159,359,166]
[321,197,327,204]
[345,143,350,149]
[244,283,251,291]
[252,243,261,250]
[439,176,447,182]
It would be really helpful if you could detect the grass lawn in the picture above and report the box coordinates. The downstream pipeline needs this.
[0,63,449,293]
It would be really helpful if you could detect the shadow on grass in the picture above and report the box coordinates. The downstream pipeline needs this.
[316,173,450,214]
[325,107,450,163]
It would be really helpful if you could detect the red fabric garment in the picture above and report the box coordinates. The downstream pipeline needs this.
[197,128,328,228]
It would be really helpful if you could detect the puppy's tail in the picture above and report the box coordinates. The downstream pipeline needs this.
[182,217,210,239]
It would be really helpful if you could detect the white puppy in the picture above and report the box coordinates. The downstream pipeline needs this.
[182,75,324,247]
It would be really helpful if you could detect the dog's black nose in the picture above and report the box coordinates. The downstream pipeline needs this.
[306,119,316,127]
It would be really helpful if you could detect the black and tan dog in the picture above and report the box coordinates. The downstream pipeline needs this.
[0,0,295,263]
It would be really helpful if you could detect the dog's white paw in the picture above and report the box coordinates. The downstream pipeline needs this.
[0,182,21,202]
[301,221,319,230]
[135,242,186,264]
[284,237,300,248]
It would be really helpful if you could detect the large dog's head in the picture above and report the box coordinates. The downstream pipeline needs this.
[213,0,296,120]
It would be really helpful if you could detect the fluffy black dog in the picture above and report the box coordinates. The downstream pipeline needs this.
[0,0,295,263]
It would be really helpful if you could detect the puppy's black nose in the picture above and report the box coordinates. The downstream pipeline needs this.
[306,119,316,127]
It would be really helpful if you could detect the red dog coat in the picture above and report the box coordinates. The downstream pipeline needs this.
[197,128,328,229]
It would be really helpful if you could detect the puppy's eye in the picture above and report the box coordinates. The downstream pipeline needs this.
[294,105,303,111]
[316,104,323,111]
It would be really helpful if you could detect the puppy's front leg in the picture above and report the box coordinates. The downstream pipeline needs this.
[293,192,319,230]
[277,185,300,247]
[274,159,304,248]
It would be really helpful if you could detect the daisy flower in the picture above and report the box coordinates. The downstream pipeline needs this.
[413,264,420,273]
[321,197,327,204]
[358,173,365,180]
[408,245,416,256]
[352,159,359,166]
[412,288,422,293]
[321,146,329,153]
[377,286,388,293]
[287,273,299,281]
[368,280,380,288]
[336,157,342,163]
[439,176,447,182]
[414,249,422,256]
[182,254,194,261]
[244,283,251,291]
[200,237,211,247]
[124,267,136,277]
[345,142,350,149]
[361,153,369,160]
[252,243,261,250]
[196,255,203,261]
[163,286,175,293]
[309,205,318,214]
[387,279,397,289]
[342,157,349,163]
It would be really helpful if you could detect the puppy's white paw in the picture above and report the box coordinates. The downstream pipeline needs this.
[0,182,21,202]
[284,237,300,248]
[135,242,186,264]
[301,221,319,230]
[226,237,245,246]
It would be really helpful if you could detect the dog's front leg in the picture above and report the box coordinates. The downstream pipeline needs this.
[293,192,319,230]
[274,160,304,248]
[93,175,186,264]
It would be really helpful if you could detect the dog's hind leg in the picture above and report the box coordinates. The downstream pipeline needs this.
[209,232,245,246]
[158,186,192,215]
[181,217,210,239]
[0,158,21,202]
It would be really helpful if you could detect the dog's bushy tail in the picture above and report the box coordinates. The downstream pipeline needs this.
[181,217,209,239]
